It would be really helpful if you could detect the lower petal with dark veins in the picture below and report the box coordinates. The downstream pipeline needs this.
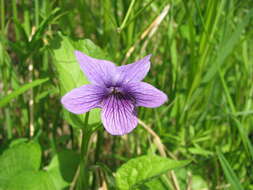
[101,94,138,135]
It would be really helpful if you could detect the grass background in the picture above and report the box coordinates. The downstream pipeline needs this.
[0,0,253,189]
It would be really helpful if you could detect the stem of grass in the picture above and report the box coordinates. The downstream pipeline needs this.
[24,0,30,36]
[119,0,136,32]
[120,0,154,31]
[92,127,103,189]
[12,0,19,40]
[35,0,39,27]
[0,0,5,32]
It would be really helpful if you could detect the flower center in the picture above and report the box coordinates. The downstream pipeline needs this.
[110,86,122,95]
[106,86,136,104]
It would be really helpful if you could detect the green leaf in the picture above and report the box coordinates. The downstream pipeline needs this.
[191,175,208,190]
[6,171,57,190]
[50,32,109,128]
[137,177,170,190]
[12,19,29,44]
[47,150,80,189]
[115,155,190,190]
[9,138,29,147]
[217,149,244,190]
[174,168,208,190]
[188,146,213,157]
[0,141,41,189]
[232,118,253,161]
[29,8,63,52]
[0,78,49,108]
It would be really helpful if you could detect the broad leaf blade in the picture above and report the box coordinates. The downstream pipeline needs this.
[115,155,190,190]
[6,171,57,190]
[136,177,170,190]
[50,32,109,128]
[0,141,41,189]
[47,150,80,189]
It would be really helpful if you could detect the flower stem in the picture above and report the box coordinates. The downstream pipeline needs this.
[78,112,91,190]
[92,127,103,189]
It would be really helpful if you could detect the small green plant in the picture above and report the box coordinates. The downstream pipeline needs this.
[0,0,252,189]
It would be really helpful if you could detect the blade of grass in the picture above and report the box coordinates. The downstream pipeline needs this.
[23,0,31,37]
[0,78,49,108]
[102,0,119,55]
[119,0,136,31]
[219,71,253,160]
[203,9,253,83]
[217,149,244,190]
[0,0,5,31]
[12,0,19,40]
[34,0,39,27]
[120,0,155,31]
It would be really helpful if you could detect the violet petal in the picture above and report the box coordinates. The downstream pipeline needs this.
[75,50,116,86]
[101,94,138,135]
[117,55,151,83]
[61,84,106,114]
[125,82,168,108]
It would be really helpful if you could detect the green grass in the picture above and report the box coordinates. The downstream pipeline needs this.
[0,0,253,189]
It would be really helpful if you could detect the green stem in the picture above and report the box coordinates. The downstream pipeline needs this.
[5,108,12,139]
[24,0,30,36]
[35,0,39,27]
[78,112,91,190]
[12,0,19,40]
[120,0,154,31]
[1,0,5,32]
[119,0,136,31]
[92,127,103,189]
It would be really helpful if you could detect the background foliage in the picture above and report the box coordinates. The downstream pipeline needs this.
[0,0,253,189]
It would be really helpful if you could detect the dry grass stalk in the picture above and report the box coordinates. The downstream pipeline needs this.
[138,119,180,190]
[123,4,170,64]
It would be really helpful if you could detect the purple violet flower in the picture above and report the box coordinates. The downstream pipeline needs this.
[61,51,168,135]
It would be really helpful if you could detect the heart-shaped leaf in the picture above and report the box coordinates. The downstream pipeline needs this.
[6,171,57,190]
[50,32,110,128]
[115,155,190,190]
[0,141,41,189]
[47,150,80,189]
